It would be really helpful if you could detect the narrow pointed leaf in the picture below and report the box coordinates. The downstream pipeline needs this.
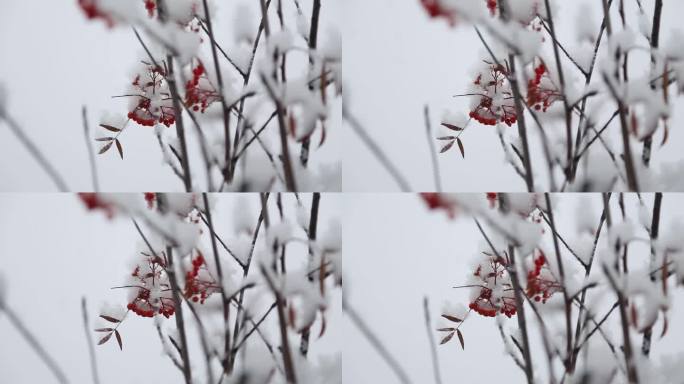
[97,333,112,345]
[439,331,454,345]
[115,139,124,160]
[98,141,113,155]
[456,329,465,350]
[440,140,455,153]
[99,124,121,132]
[441,314,462,323]
[437,327,455,332]
[94,328,114,332]
[115,329,123,350]
[456,137,465,158]
[437,136,456,140]
[99,315,120,323]
[95,137,114,142]
[441,123,463,131]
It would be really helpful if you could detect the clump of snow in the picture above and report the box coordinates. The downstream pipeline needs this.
[663,29,684,61]
[233,3,255,44]
[575,3,597,43]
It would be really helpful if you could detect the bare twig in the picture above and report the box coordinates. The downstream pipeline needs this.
[423,297,443,384]
[344,298,413,384]
[81,107,99,192]
[343,106,412,191]
[81,298,100,384]
[424,105,442,192]
[2,305,69,384]
[0,112,68,191]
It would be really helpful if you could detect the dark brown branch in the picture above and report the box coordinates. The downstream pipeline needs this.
[202,193,232,372]
[642,0,664,167]
[642,192,662,356]
[260,264,297,383]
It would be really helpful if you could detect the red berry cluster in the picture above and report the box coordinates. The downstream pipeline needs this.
[78,0,115,27]
[486,192,498,208]
[78,193,116,218]
[526,251,561,303]
[127,254,176,318]
[526,62,560,112]
[184,252,218,304]
[486,0,497,15]
[144,192,156,209]
[469,65,518,127]
[421,193,457,218]
[127,65,176,127]
[419,0,457,25]
[469,257,518,318]
[144,0,156,18]
[185,61,220,113]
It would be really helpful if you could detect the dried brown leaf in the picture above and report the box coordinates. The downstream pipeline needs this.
[98,141,113,155]
[115,139,124,160]
[437,136,456,141]
[94,328,114,332]
[115,329,123,350]
[95,137,114,142]
[456,137,465,158]
[439,331,454,345]
[437,327,455,332]
[441,314,462,323]
[456,329,465,350]
[440,140,455,153]
[99,124,121,132]
[97,333,112,345]
[99,315,120,323]
[441,123,463,131]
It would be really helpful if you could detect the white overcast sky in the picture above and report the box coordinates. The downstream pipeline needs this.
[0,193,341,383]
[0,1,341,192]
[343,0,684,192]
[343,193,684,383]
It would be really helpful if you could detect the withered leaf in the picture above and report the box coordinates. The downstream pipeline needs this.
[437,327,455,332]
[94,328,114,332]
[99,315,120,323]
[95,137,114,142]
[456,329,465,350]
[97,333,112,345]
[441,314,462,323]
[115,139,124,160]
[440,141,455,153]
[441,123,463,131]
[440,331,454,345]
[98,141,113,155]
[115,329,123,350]
[457,137,465,158]
[661,316,669,339]
[99,124,121,132]
[437,136,456,141]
